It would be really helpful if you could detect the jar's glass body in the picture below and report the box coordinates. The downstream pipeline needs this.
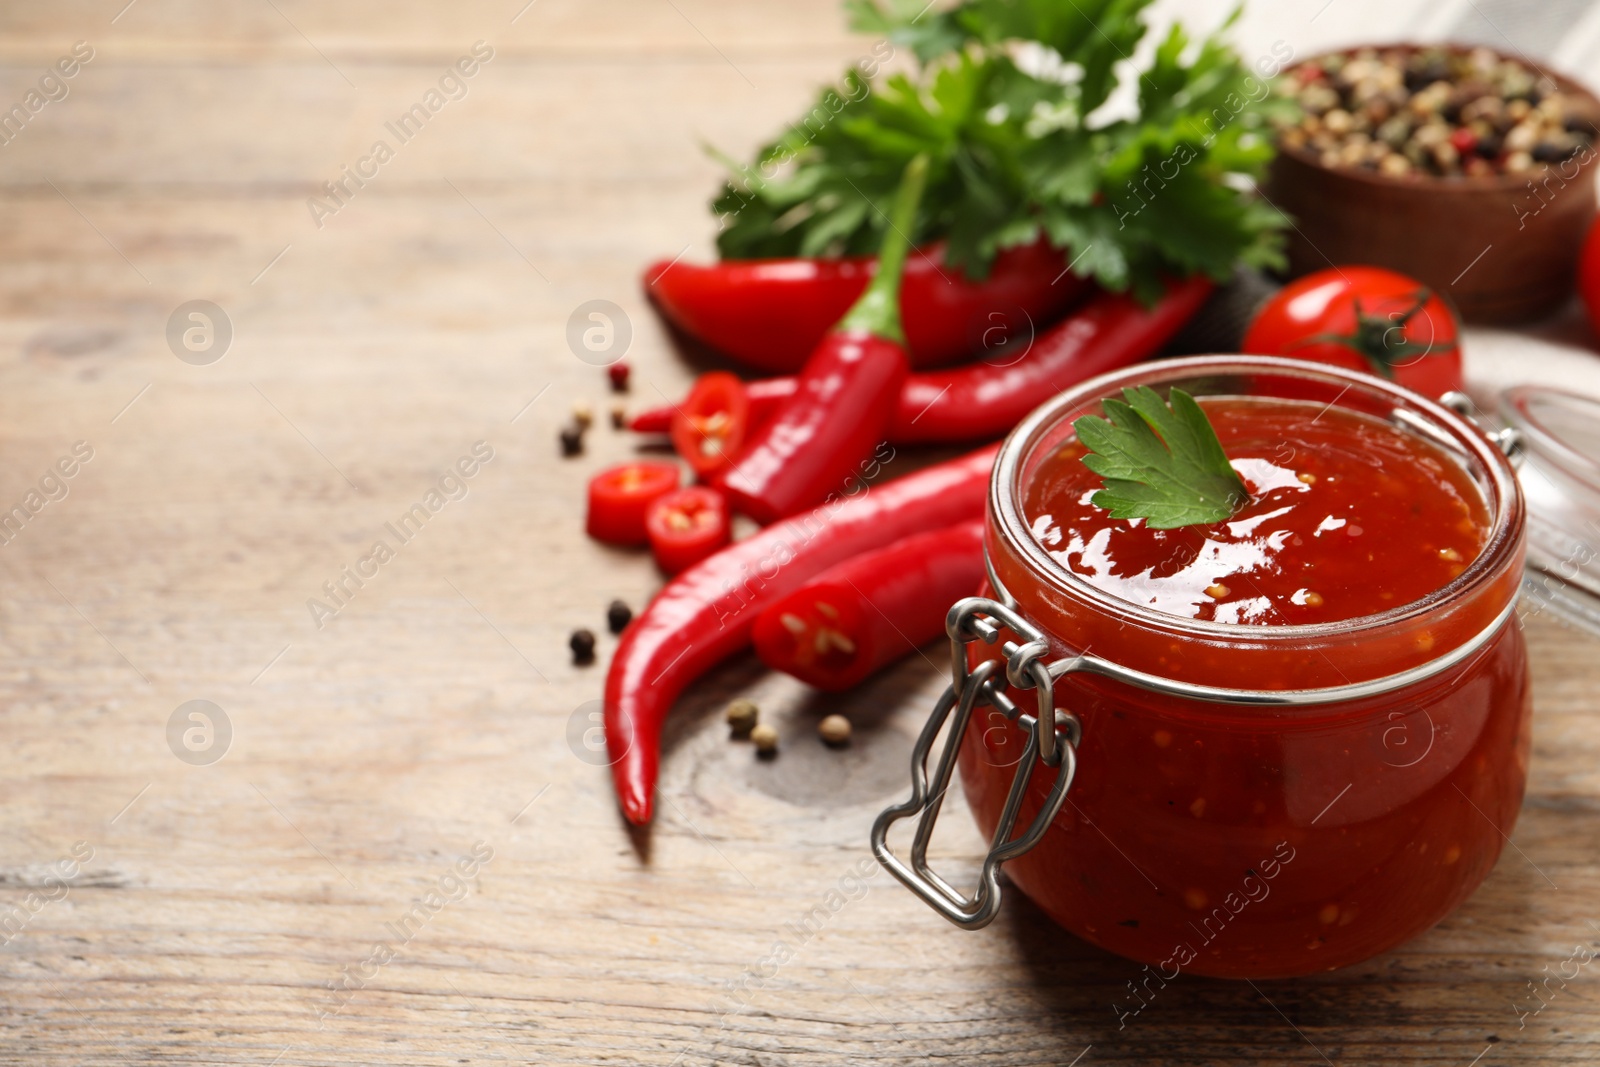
[960,357,1530,979]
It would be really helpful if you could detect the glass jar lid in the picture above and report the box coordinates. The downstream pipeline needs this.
[1501,385,1600,636]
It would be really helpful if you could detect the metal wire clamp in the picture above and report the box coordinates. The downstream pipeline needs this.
[871,560,1517,931]
[869,595,1081,930]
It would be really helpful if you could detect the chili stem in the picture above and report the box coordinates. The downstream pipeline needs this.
[837,153,930,344]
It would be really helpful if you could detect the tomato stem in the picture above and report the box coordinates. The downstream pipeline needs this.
[1289,287,1457,379]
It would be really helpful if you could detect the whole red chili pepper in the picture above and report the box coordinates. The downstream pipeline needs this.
[720,156,927,524]
[605,443,999,825]
[631,276,1213,445]
[752,520,985,692]
[643,239,1089,374]
[891,276,1213,443]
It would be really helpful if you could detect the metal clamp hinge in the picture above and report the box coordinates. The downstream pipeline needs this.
[870,596,1080,930]
[1441,390,1524,466]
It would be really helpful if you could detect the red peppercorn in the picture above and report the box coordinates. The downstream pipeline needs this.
[1449,127,1478,156]
[608,361,631,392]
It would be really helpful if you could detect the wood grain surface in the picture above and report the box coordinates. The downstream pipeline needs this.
[3,2,1600,1064]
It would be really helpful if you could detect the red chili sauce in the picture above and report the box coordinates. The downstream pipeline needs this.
[1022,398,1489,625]
[960,396,1529,979]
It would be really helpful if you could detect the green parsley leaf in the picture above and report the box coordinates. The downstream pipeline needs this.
[711,0,1295,295]
[1073,387,1249,529]
[845,0,966,64]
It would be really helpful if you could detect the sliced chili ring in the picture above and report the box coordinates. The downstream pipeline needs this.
[586,461,681,545]
[670,371,750,480]
[645,486,731,574]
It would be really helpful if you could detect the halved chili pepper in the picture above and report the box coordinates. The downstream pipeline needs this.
[605,442,999,825]
[720,156,927,524]
[631,378,789,436]
[585,461,681,545]
[631,276,1214,446]
[646,486,730,575]
[668,371,749,480]
[752,520,985,691]
[643,238,1089,374]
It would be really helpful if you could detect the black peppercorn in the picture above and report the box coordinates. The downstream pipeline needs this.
[559,425,584,457]
[1281,48,1592,179]
[1531,140,1574,163]
[606,599,632,635]
[569,628,596,665]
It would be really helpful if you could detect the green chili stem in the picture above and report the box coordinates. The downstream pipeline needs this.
[836,153,930,344]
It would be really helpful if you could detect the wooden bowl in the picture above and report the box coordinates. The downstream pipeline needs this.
[1266,44,1600,324]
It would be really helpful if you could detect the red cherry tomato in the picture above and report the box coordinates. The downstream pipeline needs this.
[670,372,751,480]
[1579,217,1600,341]
[586,461,681,545]
[1242,267,1464,398]
[646,486,731,574]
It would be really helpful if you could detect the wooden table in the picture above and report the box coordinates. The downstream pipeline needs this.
[3,2,1600,1063]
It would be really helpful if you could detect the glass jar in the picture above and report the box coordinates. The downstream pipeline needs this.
[873,355,1530,979]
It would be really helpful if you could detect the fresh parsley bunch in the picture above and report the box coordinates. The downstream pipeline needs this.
[711,0,1295,301]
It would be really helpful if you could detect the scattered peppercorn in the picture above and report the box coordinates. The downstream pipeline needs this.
[569,628,596,665]
[572,402,594,431]
[1276,46,1596,179]
[559,425,584,457]
[610,403,629,430]
[725,698,758,738]
[608,361,631,392]
[750,722,779,756]
[606,598,633,635]
[819,714,852,747]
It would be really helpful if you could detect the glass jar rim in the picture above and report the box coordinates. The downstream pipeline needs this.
[990,354,1525,644]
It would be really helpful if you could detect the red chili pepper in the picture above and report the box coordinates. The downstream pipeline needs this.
[720,332,907,522]
[646,486,731,574]
[631,379,790,435]
[752,520,985,691]
[891,276,1213,442]
[605,442,999,824]
[720,156,929,524]
[643,239,1090,374]
[585,461,681,545]
[669,371,749,480]
[632,277,1213,446]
